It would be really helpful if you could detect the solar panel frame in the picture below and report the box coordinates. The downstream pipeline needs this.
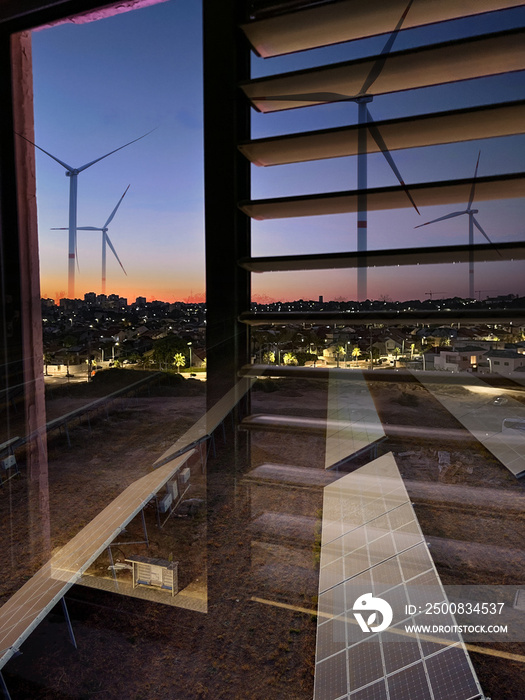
[314,453,485,700]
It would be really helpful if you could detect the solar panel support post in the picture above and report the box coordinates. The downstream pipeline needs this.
[154,495,161,528]
[208,433,216,459]
[0,672,11,700]
[107,546,118,585]
[61,597,77,650]
[199,441,206,473]
[140,509,149,549]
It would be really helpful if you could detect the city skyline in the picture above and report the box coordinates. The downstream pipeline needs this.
[44,287,523,306]
[32,1,525,303]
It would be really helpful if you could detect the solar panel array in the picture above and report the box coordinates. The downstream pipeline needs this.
[314,453,484,700]
[0,450,195,670]
[413,372,525,478]
[325,370,385,470]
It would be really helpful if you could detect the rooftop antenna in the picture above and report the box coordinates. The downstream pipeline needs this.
[52,185,130,294]
[252,0,419,302]
[17,129,155,299]
[416,152,501,300]
[425,291,448,300]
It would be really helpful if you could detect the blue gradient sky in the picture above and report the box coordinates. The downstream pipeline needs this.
[32,0,525,302]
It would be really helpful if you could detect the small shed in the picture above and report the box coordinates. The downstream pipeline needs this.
[125,555,178,596]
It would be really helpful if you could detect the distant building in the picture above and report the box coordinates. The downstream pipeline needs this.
[84,292,96,304]
[59,298,75,310]
[434,346,488,372]
[485,350,525,375]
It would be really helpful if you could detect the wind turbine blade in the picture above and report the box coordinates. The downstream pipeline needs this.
[103,185,130,228]
[77,129,157,173]
[415,211,466,228]
[468,151,481,209]
[366,107,419,214]
[105,234,127,275]
[472,216,502,256]
[76,227,104,231]
[15,132,74,171]
[50,227,68,230]
[358,0,414,95]
[253,92,350,104]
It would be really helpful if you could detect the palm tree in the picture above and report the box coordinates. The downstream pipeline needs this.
[43,352,53,376]
[333,346,345,368]
[392,347,401,367]
[352,346,362,366]
[173,353,186,373]
[283,352,298,366]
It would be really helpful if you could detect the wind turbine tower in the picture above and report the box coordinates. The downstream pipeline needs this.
[52,185,130,294]
[253,0,419,301]
[17,129,153,299]
[416,152,500,299]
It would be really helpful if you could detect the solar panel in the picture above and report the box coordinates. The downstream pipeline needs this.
[325,370,385,470]
[412,371,525,478]
[314,453,485,700]
[426,646,483,700]
[0,450,195,670]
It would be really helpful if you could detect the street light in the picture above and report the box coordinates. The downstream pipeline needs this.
[187,341,192,368]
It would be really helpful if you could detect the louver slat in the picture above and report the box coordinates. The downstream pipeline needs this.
[242,0,525,58]
[239,173,525,220]
[238,101,525,166]
[240,29,525,113]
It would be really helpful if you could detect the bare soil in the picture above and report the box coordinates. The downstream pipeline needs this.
[2,373,524,699]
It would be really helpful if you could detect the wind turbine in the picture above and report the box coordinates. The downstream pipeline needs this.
[52,185,130,295]
[17,128,154,299]
[251,0,419,301]
[415,152,500,299]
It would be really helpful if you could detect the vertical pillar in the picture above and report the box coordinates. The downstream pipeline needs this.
[356,97,372,303]
[0,32,24,500]
[203,2,253,623]
[203,0,251,412]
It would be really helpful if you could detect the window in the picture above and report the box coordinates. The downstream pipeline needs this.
[1,2,525,699]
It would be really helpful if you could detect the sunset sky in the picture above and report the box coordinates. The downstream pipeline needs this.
[32,0,525,303]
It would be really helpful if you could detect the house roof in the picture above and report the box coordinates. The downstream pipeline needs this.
[485,349,525,358]
[453,345,488,352]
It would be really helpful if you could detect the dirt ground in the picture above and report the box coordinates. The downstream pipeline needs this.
[1,372,524,699]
